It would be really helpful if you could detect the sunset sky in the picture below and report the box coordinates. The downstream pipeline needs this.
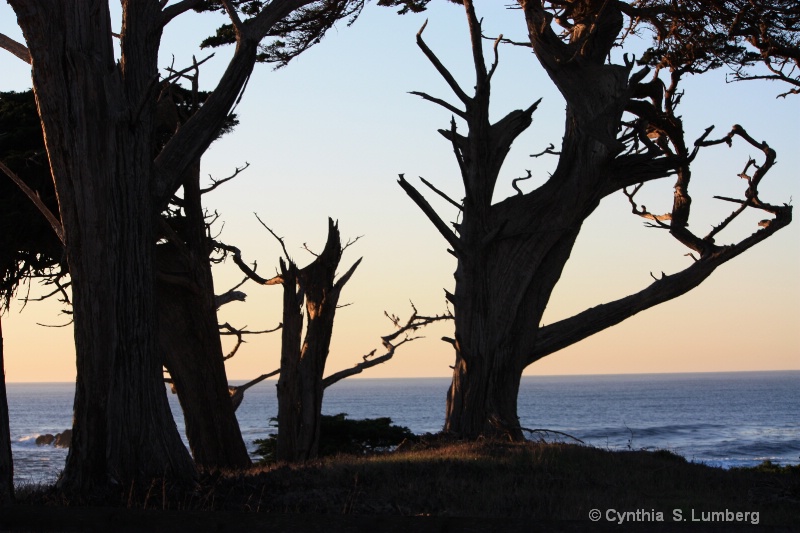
[1,1,798,382]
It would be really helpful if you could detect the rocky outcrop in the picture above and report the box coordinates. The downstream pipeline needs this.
[35,434,54,446]
[35,430,71,448]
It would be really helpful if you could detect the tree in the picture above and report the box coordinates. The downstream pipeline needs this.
[272,219,362,461]
[219,218,450,461]
[0,0,364,493]
[395,0,792,439]
[0,87,252,471]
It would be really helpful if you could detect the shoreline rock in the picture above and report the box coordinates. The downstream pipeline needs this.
[34,429,71,448]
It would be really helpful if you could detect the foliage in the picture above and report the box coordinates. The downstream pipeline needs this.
[197,0,368,67]
[254,413,416,462]
[0,86,237,311]
[0,90,63,310]
[630,1,799,95]
[735,460,800,475]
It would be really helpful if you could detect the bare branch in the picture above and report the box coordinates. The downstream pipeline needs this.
[229,369,280,411]
[622,184,672,226]
[0,32,30,63]
[161,0,204,27]
[333,257,363,292]
[486,34,502,82]
[201,162,250,194]
[420,176,463,211]
[397,174,465,257]
[529,203,791,365]
[0,161,64,244]
[254,213,292,263]
[214,289,246,309]
[219,321,282,361]
[322,303,451,389]
[213,241,282,285]
[530,143,560,158]
[416,20,472,106]
[512,170,533,196]
[409,91,466,119]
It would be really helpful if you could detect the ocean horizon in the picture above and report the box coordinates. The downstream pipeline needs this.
[5,370,799,486]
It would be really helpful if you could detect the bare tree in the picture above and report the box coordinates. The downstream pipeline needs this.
[220,218,451,461]
[269,218,362,462]
[396,0,792,440]
[0,0,365,493]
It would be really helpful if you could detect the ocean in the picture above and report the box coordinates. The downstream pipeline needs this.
[5,371,799,486]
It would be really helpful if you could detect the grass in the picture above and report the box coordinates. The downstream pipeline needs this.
[2,438,799,529]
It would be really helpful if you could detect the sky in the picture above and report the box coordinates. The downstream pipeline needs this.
[1,1,798,382]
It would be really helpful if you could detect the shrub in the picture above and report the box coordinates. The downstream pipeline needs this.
[254,413,416,463]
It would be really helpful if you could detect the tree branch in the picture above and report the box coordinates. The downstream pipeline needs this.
[201,162,250,194]
[420,176,463,211]
[161,0,204,27]
[415,20,472,106]
[397,174,465,257]
[408,91,466,119]
[0,32,30,64]
[229,369,280,411]
[529,203,791,365]
[214,241,283,286]
[323,303,452,388]
[0,160,64,244]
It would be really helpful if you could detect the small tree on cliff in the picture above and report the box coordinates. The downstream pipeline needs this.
[0,0,365,493]
[395,0,792,440]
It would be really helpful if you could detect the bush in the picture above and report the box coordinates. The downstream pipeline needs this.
[254,413,416,463]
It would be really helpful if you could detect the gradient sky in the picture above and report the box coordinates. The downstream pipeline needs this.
[1,1,798,382]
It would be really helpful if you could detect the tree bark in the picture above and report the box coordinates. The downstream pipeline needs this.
[157,165,251,471]
[0,317,13,502]
[9,2,195,492]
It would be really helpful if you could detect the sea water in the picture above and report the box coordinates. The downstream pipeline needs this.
[6,371,799,486]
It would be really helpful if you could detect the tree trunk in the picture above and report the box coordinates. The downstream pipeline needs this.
[157,165,251,470]
[0,317,13,502]
[275,220,359,461]
[10,2,195,492]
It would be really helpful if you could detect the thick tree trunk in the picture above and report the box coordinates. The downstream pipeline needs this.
[10,2,195,492]
[0,317,13,502]
[157,166,251,470]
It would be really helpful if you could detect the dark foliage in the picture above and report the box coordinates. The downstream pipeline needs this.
[197,1,367,67]
[0,87,237,311]
[254,413,416,462]
[630,1,799,95]
[0,91,63,310]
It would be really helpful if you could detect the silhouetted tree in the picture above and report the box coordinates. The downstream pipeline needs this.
[395,0,792,439]
[0,87,252,471]
[0,0,365,494]
[219,219,450,461]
